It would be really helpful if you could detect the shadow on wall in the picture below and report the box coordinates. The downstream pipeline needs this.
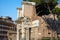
[46,18,57,31]
[42,16,60,38]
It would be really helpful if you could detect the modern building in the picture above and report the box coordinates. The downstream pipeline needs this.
[0,16,16,40]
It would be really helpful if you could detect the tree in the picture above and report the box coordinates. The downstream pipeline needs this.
[52,7,60,20]
[52,7,60,15]
[23,0,57,16]
[23,0,58,40]
[36,0,57,16]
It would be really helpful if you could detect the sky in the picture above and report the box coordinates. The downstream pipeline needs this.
[0,0,60,20]
[0,0,22,20]
[58,0,60,3]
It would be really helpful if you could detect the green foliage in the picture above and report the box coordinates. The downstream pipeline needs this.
[29,0,57,16]
[42,37,50,40]
[23,0,58,16]
[41,37,60,40]
[52,7,60,20]
[52,7,60,15]
[23,0,57,5]
[58,16,60,20]
[43,0,57,4]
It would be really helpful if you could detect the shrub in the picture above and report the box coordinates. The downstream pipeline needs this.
[41,37,50,40]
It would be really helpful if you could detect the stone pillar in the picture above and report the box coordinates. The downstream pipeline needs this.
[17,8,22,18]
[17,24,20,40]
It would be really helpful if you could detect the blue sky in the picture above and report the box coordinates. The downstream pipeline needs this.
[0,0,22,20]
[0,0,60,20]
[58,0,60,3]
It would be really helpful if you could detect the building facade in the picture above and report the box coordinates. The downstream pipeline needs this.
[16,1,59,40]
[0,16,16,40]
